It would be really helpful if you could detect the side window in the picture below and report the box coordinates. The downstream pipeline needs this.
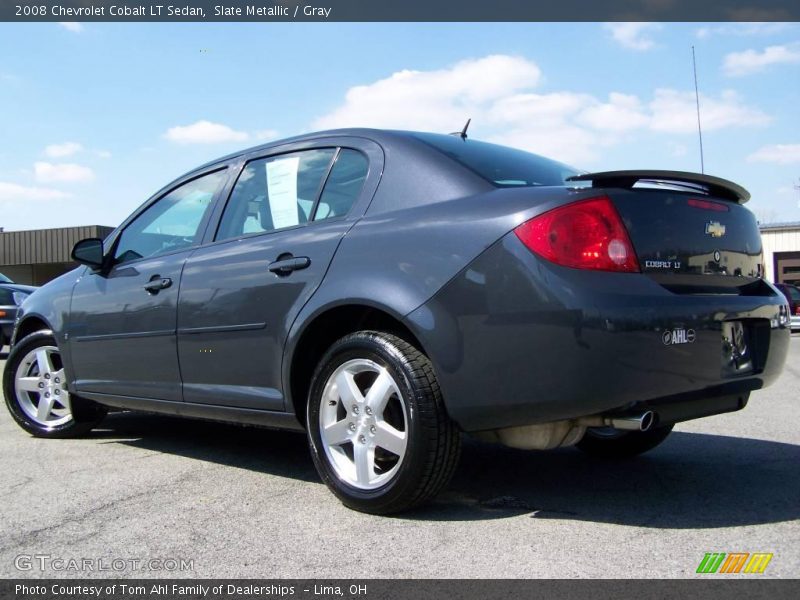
[314,149,368,221]
[114,170,225,265]
[216,149,336,241]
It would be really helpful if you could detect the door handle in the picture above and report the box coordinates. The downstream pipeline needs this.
[144,277,173,294]
[268,256,311,276]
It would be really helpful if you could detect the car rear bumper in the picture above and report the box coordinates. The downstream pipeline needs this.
[407,233,791,433]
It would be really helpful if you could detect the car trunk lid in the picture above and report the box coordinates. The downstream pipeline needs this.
[568,171,763,294]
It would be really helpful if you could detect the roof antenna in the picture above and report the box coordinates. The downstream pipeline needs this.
[450,118,471,140]
[692,46,705,174]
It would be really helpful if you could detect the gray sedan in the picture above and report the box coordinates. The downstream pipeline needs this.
[3,129,791,514]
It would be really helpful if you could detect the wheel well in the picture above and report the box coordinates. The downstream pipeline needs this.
[14,317,51,343]
[289,305,425,427]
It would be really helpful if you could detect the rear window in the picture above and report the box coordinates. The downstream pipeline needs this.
[411,132,580,188]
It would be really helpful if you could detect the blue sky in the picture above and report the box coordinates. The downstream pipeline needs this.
[1,22,798,231]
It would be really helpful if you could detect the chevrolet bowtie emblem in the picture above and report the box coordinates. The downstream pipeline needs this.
[705,221,726,238]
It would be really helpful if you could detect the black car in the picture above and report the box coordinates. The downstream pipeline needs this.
[3,129,791,514]
[0,274,36,349]
[774,283,800,331]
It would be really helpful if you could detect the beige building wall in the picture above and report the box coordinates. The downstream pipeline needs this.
[760,225,800,283]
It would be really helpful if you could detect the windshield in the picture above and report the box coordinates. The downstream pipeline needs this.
[411,132,581,188]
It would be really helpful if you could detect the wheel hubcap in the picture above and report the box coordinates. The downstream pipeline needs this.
[319,359,408,490]
[14,346,72,428]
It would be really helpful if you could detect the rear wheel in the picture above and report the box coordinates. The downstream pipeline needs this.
[576,424,674,458]
[306,331,460,514]
[3,331,107,438]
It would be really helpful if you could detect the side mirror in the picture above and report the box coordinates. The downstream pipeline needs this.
[71,238,105,269]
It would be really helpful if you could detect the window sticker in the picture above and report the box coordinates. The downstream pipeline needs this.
[266,156,300,229]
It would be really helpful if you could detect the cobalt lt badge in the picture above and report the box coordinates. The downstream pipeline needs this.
[705,221,726,238]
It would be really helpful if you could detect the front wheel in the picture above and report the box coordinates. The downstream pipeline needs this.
[306,331,461,514]
[576,424,674,458]
[3,330,107,438]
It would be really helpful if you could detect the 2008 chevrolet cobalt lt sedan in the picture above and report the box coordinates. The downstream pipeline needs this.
[3,129,791,514]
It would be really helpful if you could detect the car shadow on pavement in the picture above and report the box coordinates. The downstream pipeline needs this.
[93,411,318,484]
[416,432,800,528]
[94,412,799,528]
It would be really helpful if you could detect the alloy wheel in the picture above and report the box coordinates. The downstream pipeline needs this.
[14,345,72,428]
[318,358,408,490]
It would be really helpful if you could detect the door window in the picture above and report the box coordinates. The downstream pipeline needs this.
[314,149,369,221]
[114,170,226,265]
[216,149,336,241]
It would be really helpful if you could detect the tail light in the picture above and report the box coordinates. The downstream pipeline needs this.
[514,196,640,272]
[796,305,800,316]
[687,198,730,212]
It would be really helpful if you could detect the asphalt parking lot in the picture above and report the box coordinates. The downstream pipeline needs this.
[0,335,798,579]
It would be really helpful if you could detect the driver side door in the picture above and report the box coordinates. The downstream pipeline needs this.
[67,168,227,401]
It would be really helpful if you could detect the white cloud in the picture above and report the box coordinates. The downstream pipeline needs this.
[576,93,650,131]
[58,22,84,33]
[34,162,95,184]
[0,181,71,201]
[649,89,770,133]
[487,92,593,124]
[723,43,800,76]
[695,23,791,39]
[44,142,83,158]
[95,150,112,159]
[747,144,800,165]
[603,23,662,51]
[164,120,249,144]
[312,55,770,165]
[313,55,541,132]
[489,124,608,166]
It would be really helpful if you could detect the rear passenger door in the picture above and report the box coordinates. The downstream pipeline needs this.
[177,140,380,410]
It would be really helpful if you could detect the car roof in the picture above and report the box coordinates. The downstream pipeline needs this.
[186,128,443,175]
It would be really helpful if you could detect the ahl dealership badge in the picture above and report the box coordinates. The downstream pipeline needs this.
[662,328,696,345]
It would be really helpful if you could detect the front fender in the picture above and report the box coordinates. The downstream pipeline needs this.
[11,267,84,382]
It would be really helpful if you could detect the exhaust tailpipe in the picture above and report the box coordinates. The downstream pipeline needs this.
[603,411,655,432]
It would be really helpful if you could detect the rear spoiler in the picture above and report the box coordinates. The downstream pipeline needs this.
[566,170,750,204]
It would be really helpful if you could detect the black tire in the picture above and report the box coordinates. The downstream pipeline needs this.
[576,424,674,458]
[306,331,461,514]
[3,330,107,438]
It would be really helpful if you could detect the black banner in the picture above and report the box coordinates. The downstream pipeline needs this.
[2,580,799,600]
[4,0,800,22]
